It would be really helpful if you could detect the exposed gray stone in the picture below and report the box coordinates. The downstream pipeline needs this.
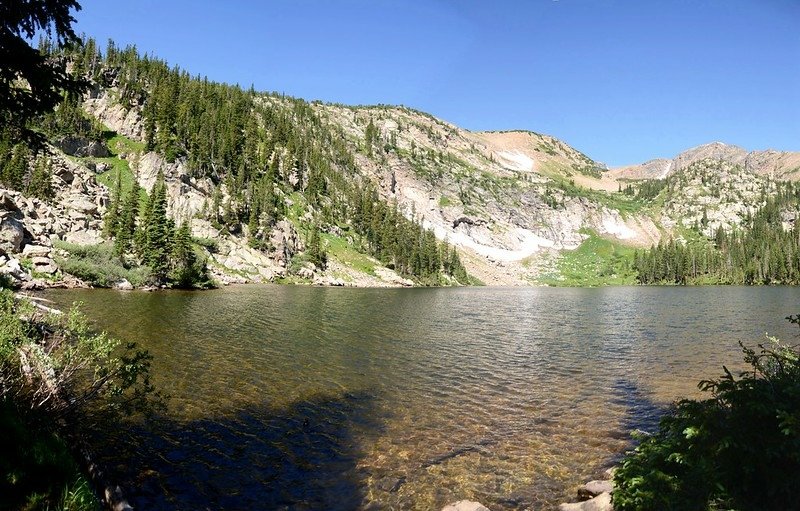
[56,136,109,157]
[113,279,134,291]
[578,480,614,500]
[0,216,25,254]
[22,244,51,257]
[441,501,491,511]
[0,192,19,211]
[1,258,28,281]
[559,491,613,511]
[31,256,57,274]
[65,197,98,215]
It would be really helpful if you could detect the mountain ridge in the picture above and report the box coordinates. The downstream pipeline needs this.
[1,39,798,289]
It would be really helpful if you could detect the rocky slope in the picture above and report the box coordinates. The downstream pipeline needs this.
[2,78,797,288]
[310,102,660,284]
[0,148,107,289]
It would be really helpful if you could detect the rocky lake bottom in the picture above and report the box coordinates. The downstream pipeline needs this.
[43,285,800,510]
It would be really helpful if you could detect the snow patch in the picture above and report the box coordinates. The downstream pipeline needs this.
[424,220,578,262]
[496,150,534,172]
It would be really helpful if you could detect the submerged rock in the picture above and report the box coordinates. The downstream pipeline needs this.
[441,501,491,511]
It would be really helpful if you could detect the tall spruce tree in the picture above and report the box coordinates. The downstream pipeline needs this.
[114,178,140,256]
[139,176,172,279]
[26,156,53,200]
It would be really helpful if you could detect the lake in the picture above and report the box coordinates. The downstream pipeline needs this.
[43,285,800,510]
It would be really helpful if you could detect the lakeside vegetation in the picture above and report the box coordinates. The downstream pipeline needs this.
[0,401,98,511]
[614,323,800,510]
[634,183,800,285]
[0,288,161,511]
[537,229,637,286]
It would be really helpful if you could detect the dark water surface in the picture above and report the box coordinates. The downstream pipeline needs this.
[44,285,800,510]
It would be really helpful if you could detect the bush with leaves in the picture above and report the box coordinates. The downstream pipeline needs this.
[0,290,162,429]
[613,325,800,511]
[53,241,154,288]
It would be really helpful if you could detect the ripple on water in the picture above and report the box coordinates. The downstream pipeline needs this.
[44,285,800,510]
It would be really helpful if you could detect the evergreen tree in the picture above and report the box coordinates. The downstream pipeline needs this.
[1,144,28,189]
[0,0,87,141]
[26,156,54,200]
[114,179,140,256]
[102,169,122,238]
[306,224,327,268]
[140,176,172,280]
[169,222,206,288]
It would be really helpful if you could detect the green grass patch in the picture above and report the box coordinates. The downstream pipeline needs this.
[539,229,638,286]
[321,233,376,276]
[0,401,100,511]
[285,192,308,226]
[102,132,145,155]
[83,131,148,203]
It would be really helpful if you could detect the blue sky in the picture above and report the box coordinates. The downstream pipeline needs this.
[72,0,799,166]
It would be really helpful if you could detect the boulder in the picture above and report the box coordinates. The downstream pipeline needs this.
[375,267,414,287]
[1,258,28,281]
[22,244,51,257]
[441,501,491,511]
[64,197,98,215]
[70,175,87,192]
[297,264,316,279]
[559,492,613,511]
[55,167,75,184]
[20,278,47,291]
[55,136,109,157]
[113,279,134,291]
[578,480,614,500]
[0,215,25,254]
[313,275,346,287]
[0,192,19,212]
[31,256,58,274]
[64,230,103,246]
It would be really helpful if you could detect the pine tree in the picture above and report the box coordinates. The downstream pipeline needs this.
[306,224,326,269]
[103,169,123,238]
[26,157,53,200]
[170,222,201,287]
[1,144,28,190]
[141,176,172,279]
[115,179,140,256]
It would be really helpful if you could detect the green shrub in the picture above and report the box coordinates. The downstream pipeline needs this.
[0,291,162,510]
[53,241,154,287]
[191,236,219,253]
[613,330,800,511]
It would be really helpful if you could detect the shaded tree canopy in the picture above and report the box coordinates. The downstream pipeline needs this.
[0,0,85,139]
